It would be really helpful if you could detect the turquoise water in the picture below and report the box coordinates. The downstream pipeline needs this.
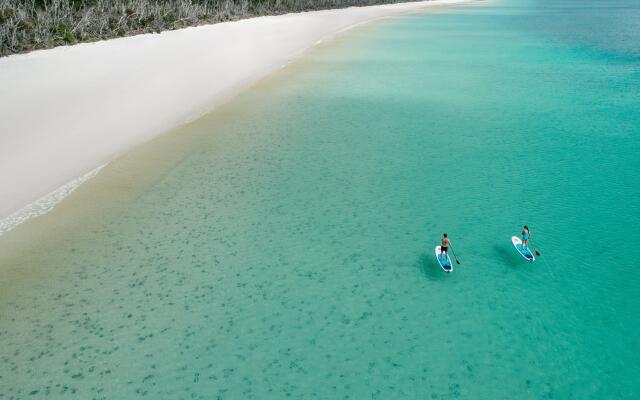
[2,0,640,398]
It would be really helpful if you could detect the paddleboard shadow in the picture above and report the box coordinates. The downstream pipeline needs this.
[492,244,520,269]
[417,253,446,281]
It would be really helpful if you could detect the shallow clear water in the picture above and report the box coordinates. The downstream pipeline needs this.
[2,0,640,398]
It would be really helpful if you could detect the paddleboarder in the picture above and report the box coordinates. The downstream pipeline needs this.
[441,233,451,257]
[521,225,530,249]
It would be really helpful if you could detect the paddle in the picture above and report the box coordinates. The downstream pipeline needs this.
[527,231,541,256]
[449,244,461,265]
[529,240,541,257]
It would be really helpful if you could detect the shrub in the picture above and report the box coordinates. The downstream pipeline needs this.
[0,0,424,57]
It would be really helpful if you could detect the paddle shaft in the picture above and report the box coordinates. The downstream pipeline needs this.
[528,232,541,256]
[449,244,461,264]
[529,240,541,256]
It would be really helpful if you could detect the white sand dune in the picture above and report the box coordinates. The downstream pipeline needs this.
[0,0,471,224]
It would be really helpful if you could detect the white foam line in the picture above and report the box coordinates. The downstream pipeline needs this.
[0,164,106,236]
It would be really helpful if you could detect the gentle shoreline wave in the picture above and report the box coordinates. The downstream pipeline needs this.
[0,165,105,236]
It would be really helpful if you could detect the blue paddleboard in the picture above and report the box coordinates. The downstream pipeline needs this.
[512,236,535,262]
[435,246,453,272]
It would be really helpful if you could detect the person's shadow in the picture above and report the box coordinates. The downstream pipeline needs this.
[418,252,446,281]
[493,244,520,269]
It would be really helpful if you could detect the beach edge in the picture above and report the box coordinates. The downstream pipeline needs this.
[0,0,474,233]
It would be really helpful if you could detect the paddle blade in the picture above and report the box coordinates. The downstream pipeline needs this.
[535,250,541,256]
[456,259,461,265]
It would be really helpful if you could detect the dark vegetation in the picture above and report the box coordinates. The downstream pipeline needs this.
[1,0,422,56]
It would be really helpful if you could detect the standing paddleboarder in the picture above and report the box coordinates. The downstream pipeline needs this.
[435,233,460,272]
[521,225,530,249]
[441,233,451,257]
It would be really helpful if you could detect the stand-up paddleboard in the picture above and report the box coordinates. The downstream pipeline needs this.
[512,236,535,262]
[435,246,453,272]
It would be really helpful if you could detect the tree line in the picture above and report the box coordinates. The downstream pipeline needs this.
[0,0,421,56]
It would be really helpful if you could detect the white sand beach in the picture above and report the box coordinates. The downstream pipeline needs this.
[0,0,470,225]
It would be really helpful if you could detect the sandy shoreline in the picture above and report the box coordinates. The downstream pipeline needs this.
[0,0,471,229]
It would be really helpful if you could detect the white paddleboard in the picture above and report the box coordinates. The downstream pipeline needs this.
[435,246,453,272]
[512,236,535,262]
